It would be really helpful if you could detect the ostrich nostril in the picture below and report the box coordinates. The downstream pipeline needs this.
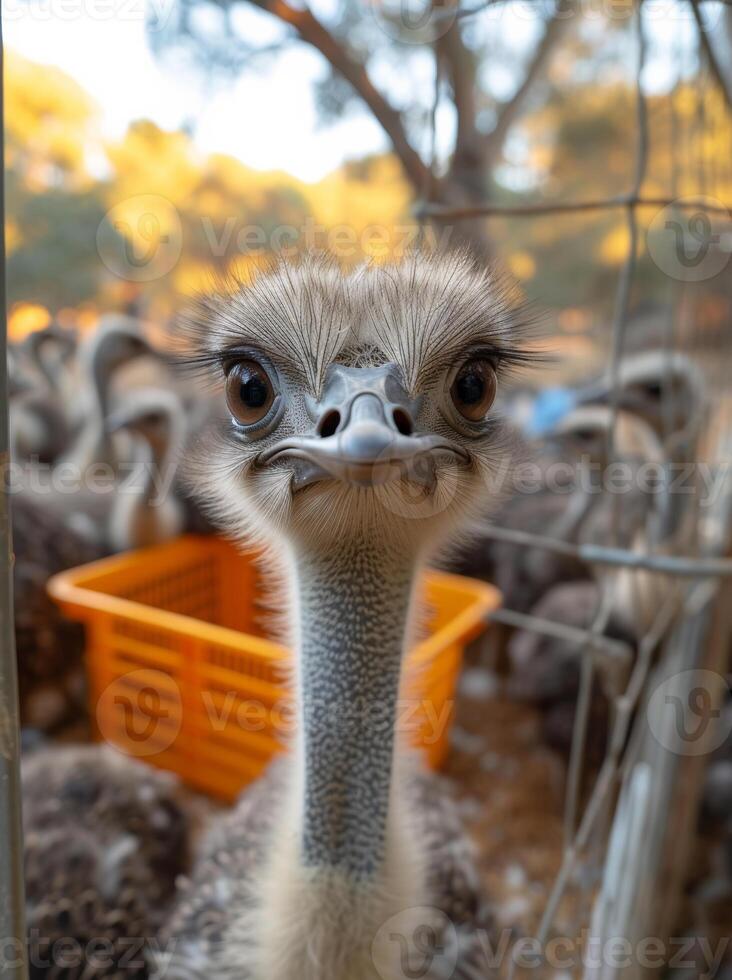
[318,410,341,438]
[392,408,413,436]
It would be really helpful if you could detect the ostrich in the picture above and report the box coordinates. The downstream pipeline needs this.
[13,332,210,727]
[13,494,101,731]
[15,319,166,549]
[60,316,164,476]
[576,349,707,546]
[105,387,188,552]
[145,252,533,980]
[578,349,705,452]
[23,745,191,979]
[453,351,705,607]
[21,323,78,402]
[465,350,705,624]
[9,326,76,463]
[507,402,672,758]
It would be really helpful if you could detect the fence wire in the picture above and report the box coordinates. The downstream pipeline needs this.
[417,0,732,975]
[0,2,730,978]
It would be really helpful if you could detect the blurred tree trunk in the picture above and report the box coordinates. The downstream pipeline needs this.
[692,1,732,113]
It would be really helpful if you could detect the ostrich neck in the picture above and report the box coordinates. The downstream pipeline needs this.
[92,357,112,425]
[293,537,417,879]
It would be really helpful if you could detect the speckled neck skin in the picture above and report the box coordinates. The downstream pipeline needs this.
[293,536,417,879]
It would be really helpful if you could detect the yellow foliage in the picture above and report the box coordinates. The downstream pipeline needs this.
[105,121,200,206]
[172,261,218,298]
[226,253,273,287]
[106,192,182,260]
[674,86,699,120]
[74,304,104,333]
[6,220,21,254]
[557,307,592,334]
[5,51,98,186]
[599,222,631,264]
[507,250,536,280]
[302,155,412,260]
[8,48,732,325]
[8,303,51,341]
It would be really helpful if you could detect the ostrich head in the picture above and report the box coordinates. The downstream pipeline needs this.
[548,402,676,634]
[107,386,185,463]
[105,387,186,552]
[186,252,530,559]
[550,403,666,468]
[578,350,706,455]
[181,253,532,980]
[85,315,158,418]
[574,351,707,546]
[23,323,77,387]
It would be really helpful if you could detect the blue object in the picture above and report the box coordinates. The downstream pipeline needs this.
[527,387,577,437]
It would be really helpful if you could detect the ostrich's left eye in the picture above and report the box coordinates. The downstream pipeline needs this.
[225,360,275,425]
[450,359,497,421]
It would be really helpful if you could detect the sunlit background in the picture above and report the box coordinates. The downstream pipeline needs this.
[5,0,732,362]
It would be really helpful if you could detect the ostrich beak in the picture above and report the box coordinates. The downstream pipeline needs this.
[260,363,468,489]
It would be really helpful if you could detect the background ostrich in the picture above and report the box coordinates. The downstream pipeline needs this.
[12,495,100,731]
[9,325,77,463]
[453,350,704,610]
[22,745,191,980]
[105,387,187,552]
[9,318,214,731]
[505,353,707,758]
[149,251,534,980]
[58,317,163,477]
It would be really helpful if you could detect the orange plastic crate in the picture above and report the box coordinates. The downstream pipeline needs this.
[48,535,499,801]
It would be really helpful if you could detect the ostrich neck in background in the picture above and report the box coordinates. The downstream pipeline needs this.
[293,537,417,879]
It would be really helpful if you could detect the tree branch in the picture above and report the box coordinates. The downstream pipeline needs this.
[245,0,429,190]
[485,0,573,166]
[434,3,482,183]
[691,0,732,114]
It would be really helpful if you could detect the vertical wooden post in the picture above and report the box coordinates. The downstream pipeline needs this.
[0,18,29,979]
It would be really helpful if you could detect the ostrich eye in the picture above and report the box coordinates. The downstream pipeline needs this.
[225,360,275,426]
[450,359,497,422]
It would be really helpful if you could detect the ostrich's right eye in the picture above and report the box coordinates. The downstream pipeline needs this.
[450,358,497,422]
[225,360,275,426]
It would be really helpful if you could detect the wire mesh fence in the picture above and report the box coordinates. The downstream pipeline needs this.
[0,2,731,978]
[414,0,732,975]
